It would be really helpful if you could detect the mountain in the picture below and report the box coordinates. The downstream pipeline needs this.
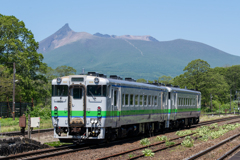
[38,24,240,80]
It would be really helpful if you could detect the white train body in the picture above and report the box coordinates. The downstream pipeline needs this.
[51,74,201,143]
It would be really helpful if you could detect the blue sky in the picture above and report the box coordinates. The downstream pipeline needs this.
[1,0,240,56]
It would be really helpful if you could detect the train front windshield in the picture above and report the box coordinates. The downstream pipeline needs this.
[87,85,107,97]
[52,85,68,96]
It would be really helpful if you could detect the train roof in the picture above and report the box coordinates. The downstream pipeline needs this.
[53,74,201,94]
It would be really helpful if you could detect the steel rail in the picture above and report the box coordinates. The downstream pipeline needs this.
[0,128,53,136]
[0,144,84,160]
[186,133,240,160]
[1,116,239,159]
[96,117,240,160]
[217,144,240,160]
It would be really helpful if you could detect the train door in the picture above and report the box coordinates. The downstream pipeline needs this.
[69,85,85,127]
[159,92,163,121]
[172,92,177,116]
[107,85,113,121]
[111,87,121,127]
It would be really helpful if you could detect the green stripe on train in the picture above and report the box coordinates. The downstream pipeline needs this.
[51,108,200,117]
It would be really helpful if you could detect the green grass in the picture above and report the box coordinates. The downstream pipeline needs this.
[0,117,53,132]
[44,141,71,147]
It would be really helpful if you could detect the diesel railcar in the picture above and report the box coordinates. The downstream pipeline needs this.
[51,72,201,143]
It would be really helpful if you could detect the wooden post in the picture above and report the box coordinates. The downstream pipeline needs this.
[7,97,11,117]
[20,97,22,117]
[31,98,34,110]
[28,113,31,139]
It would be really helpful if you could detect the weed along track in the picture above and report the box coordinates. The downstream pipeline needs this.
[1,116,240,159]
[186,133,240,160]
[95,117,240,160]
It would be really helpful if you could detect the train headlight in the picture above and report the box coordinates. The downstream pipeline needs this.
[94,78,99,83]
[57,77,62,83]
[94,119,98,124]
[90,119,94,124]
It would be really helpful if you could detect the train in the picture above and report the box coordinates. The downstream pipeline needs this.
[51,72,201,143]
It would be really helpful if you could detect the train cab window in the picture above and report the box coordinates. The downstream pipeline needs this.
[140,95,143,106]
[87,85,106,97]
[103,85,107,96]
[130,95,133,106]
[135,95,139,105]
[52,85,68,97]
[144,95,147,105]
[148,96,151,106]
[73,88,82,99]
[125,94,129,105]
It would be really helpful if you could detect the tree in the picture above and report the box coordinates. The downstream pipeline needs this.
[173,59,210,90]
[0,14,47,102]
[55,65,76,77]
[158,75,173,85]
[199,70,229,108]
[137,78,147,83]
[224,65,240,95]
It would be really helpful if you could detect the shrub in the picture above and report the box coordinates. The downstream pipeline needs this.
[156,135,168,141]
[165,140,175,146]
[181,136,194,147]
[176,130,192,136]
[140,138,150,146]
[142,149,154,157]
[25,105,51,119]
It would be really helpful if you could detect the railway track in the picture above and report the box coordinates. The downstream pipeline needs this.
[217,143,240,160]
[1,116,240,160]
[0,144,88,160]
[96,116,240,160]
[0,128,53,136]
[186,133,240,160]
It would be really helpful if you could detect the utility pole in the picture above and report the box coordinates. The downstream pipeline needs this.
[13,62,16,120]
[230,89,232,114]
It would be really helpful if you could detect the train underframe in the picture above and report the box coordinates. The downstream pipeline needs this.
[58,116,199,143]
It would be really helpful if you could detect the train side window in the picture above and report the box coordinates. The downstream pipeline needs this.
[130,94,133,106]
[165,93,168,106]
[154,96,157,106]
[125,94,129,106]
[135,95,139,106]
[148,96,151,106]
[140,95,143,106]
[162,93,165,106]
[114,90,117,106]
[122,94,125,107]
[144,95,147,106]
